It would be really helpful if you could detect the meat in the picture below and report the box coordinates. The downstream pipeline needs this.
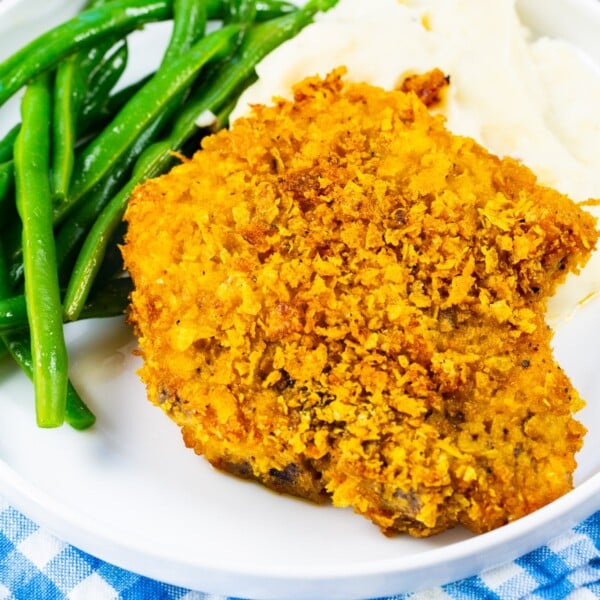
[121,69,598,536]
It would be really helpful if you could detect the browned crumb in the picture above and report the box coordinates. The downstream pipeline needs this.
[122,68,598,537]
[398,67,449,106]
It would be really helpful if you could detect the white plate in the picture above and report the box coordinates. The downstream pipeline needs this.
[0,1,599,598]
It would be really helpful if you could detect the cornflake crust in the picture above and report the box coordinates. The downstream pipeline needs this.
[122,69,598,537]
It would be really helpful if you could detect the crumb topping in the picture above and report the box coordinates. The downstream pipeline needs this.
[122,69,597,536]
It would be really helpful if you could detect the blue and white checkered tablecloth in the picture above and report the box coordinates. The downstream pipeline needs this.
[0,496,598,600]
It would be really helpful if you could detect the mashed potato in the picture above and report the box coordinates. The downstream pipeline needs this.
[231,0,600,318]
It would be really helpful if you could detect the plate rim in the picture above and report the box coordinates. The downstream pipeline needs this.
[0,451,598,598]
[1,0,600,597]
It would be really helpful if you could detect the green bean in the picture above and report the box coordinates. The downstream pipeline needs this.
[0,248,17,366]
[83,0,116,10]
[50,0,124,203]
[0,277,133,334]
[162,0,207,67]
[224,0,258,45]
[0,226,96,430]
[0,295,28,330]
[78,38,121,84]
[56,182,129,282]
[64,176,139,323]
[63,1,335,321]
[79,277,133,319]
[0,0,178,109]
[0,46,110,177]
[0,160,14,212]
[227,0,258,23]
[81,41,129,125]
[54,0,209,275]
[254,0,297,20]
[51,56,88,203]
[214,0,299,22]
[50,24,117,196]
[0,0,300,110]
[63,24,240,219]
[219,0,298,20]
[79,73,154,139]
[0,41,113,167]
[0,238,14,299]
[76,4,296,134]
[10,8,206,290]
[0,125,20,163]
[55,104,175,280]
[2,333,96,430]
[11,44,142,285]
[54,41,130,206]
[146,0,208,123]
[14,73,68,428]
[3,217,23,285]
[95,231,127,286]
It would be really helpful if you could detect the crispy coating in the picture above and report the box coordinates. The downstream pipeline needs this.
[398,67,449,107]
[122,69,598,536]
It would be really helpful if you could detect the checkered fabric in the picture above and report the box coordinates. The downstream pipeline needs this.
[0,496,598,600]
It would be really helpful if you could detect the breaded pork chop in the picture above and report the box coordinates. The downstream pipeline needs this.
[122,69,598,537]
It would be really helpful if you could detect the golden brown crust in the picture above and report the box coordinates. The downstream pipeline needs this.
[122,69,597,537]
[398,67,449,107]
